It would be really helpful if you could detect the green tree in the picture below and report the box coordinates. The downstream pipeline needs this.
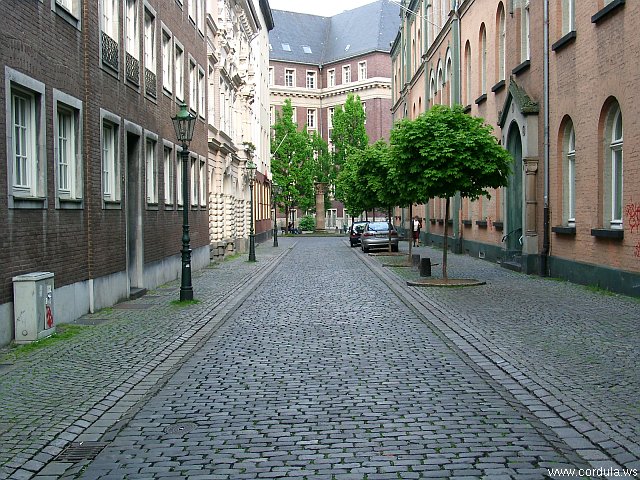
[271,99,315,226]
[309,131,334,214]
[391,104,512,278]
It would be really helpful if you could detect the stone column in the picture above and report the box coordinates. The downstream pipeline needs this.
[314,182,327,232]
[524,158,538,235]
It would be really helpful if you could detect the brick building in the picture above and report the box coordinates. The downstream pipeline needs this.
[0,0,211,345]
[392,0,639,295]
[269,0,400,230]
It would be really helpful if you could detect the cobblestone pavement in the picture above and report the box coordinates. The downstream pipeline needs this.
[1,237,638,479]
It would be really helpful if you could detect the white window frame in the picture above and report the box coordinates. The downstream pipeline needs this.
[199,156,206,206]
[52,0,81,25]
[188,0,196,23]
[307,108,316,129]
[101,111,121,204]
[189,57,197,112]
[609,108,623,227]
[175,41,184,101]
[284,68,295,87]
[163,142,175,206]
[358,61,367,81]
[145,137,158,204]
[342,65,351,84]
[563,123,576,226]
[562,0,575,35]
[268,67,274,86]
[144,7,156,74]
[481,27,487,94]
[53,90,83,205]
[198,66,205,118]
[328,107,335,128]
[498,7,506,81]
[291,106,297,124]
[328,69,335,87]
[176,148,184,206]
[521,1,530,62]
[6,68,47,207]
[125,0,139,59]
[102,0,119,41]
[161,27,173,93]
[306,71,316,89]
[190,155,198,207]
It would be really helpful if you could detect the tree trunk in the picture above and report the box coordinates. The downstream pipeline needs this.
[408,204,413,262]
[443,197,450,280]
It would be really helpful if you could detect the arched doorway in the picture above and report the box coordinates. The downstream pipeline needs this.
[506,122,523,254]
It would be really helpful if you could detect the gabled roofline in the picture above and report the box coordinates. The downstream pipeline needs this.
[498,77,540,128]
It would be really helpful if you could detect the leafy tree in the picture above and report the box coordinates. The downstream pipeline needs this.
[299,215,316,231]
[390,104,512,278]
[271,99,315,226]
[309,131,334,214]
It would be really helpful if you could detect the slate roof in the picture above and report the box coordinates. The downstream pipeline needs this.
[269,0,401,65]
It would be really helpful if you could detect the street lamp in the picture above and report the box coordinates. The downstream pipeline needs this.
[272,181,280,247]
[171,103,197,301]
[246,160,257,262]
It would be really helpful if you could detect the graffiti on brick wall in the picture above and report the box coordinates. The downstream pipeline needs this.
[625,202,640,257]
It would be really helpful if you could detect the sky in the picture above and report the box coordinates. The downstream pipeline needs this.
[268,0,384,17]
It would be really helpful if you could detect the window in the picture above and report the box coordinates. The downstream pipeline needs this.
[175,42,184,100]
[562,0,575,35]
[307,109,316,129]
[465,42,471,105]
[563,121,576,226]
[188,0,195,23]
[358,61,367,80]
[498,6,506,81]
[199,158,206,206]
[302,45,312,54]
[306,71,316,89]
[102,121,120,202]
[521,0,530,62]
[176,150,183,206]
[125,0,139,59]
[190,157,197,207]
[198,67,205,116]
[55,97,82,203]
[605,106,623,227]
[291,107,297,124]
[197,0,204,33]
[145,139,157,204]
[144,9,156,74]
[281,43,291,51]
[102,0,119,40]
[284,68,295,87]
[328,69,335,87]
[328,107,335,128]
[164,145,174,205]
[268,67,274,86]
[189,59,197,111]
[54,0,80,21]
[162,30,172,92]
[342,65,351,83]
[11,90,39,196]
[480,26,487,95]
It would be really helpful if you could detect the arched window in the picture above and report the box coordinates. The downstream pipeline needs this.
[480,25,487,95]
[605,105,623,227]
[562,120,576,226]
[465,42,472,105]
[430,70,436,102]
[562,0,575,35]
[437,63,443,104]
[446,55,453,106]
[497,4,506,81]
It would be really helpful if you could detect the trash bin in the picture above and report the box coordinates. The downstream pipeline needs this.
[12,272,55,344]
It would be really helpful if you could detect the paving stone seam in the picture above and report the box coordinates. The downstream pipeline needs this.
[4,246,294,480]
[354,245,631,475]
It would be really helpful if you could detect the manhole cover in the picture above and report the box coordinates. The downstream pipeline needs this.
[165,422,197,435]
[55,442,109,462]
[113,303,153,310]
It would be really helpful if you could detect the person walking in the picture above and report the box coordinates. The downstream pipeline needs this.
[413,216,422,247]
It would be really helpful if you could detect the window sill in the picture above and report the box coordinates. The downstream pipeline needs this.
[591,228,623,240]
[475,94,487,105]
[512,60,531,76]
[58,197,83,210]
[53,3,81,29]
[103,200,122,210]
[146,203,159,211]
[491,80,506,93]
[463,104,472,113]
[592,0,625,24]
[552,225,576,235]
[12,196,47,209]
[462,219,472,227]
[476,220,488,228]
[437,219,444,225]
[493,221,504,231]
[552,31,577,52]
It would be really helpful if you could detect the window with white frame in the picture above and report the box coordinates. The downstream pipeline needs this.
[328,69,335,87]
[563,121,576,226]
[307,109,316,129]
[498,6,506,81]
[199,158,206,206]
[362,102,366,124]
[190,157,197,206]
[175,42,184,100]
[328,107,335,128]
[481,26,487,94]
[164,145,174,205]
[270,106,275,125]
[358,61,367,80]
[285,68,295,87]
[605,106,623,228]
[176,150,183,206]
[306,71,316,89]
[291,106,297,124]
[144,9,156,74]
[198,67,205,116]
[562,0,575,35]
[521,0,530,62]
[268,67,274,85]
[55,0,80,19]
[197,0,204,33]
[188,0,195,23]
[208,65,215,122]
[146,139,157,204]
[162,29,172,92]
[55,102,81,201]
[125,0,139,59]
[465,43,471,105]
[101,0,119,40]
[102,121,120,202]
[189,59,197,111]
[11,88,40,198]
[342,65,351,83]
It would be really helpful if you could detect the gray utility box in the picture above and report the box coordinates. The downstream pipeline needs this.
[13,272,55,344]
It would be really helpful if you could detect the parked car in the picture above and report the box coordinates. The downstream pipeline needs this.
[360,221,399,253]
[349,221,369,247]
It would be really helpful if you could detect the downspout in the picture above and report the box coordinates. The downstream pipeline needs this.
[452,0,462,253]
[541,0,550,276]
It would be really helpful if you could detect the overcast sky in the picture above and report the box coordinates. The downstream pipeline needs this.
[268,0,384,17]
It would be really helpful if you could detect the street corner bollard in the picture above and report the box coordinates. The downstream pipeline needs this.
[419,258,432,277]
[412,254,421,269]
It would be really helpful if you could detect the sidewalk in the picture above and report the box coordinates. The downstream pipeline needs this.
[363,240,640,473]
[0,240,292,479]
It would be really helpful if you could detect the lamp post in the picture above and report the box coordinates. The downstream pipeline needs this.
[246,160,257,262]
[272,181,280,247]
[171,103,197,301]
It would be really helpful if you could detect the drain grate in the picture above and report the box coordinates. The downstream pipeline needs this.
[55,442,110,462]
[165,422,197,435]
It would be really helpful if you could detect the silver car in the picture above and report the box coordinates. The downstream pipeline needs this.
[360,221,399,253]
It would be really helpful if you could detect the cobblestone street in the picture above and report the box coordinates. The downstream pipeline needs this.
[1,237,638,479]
